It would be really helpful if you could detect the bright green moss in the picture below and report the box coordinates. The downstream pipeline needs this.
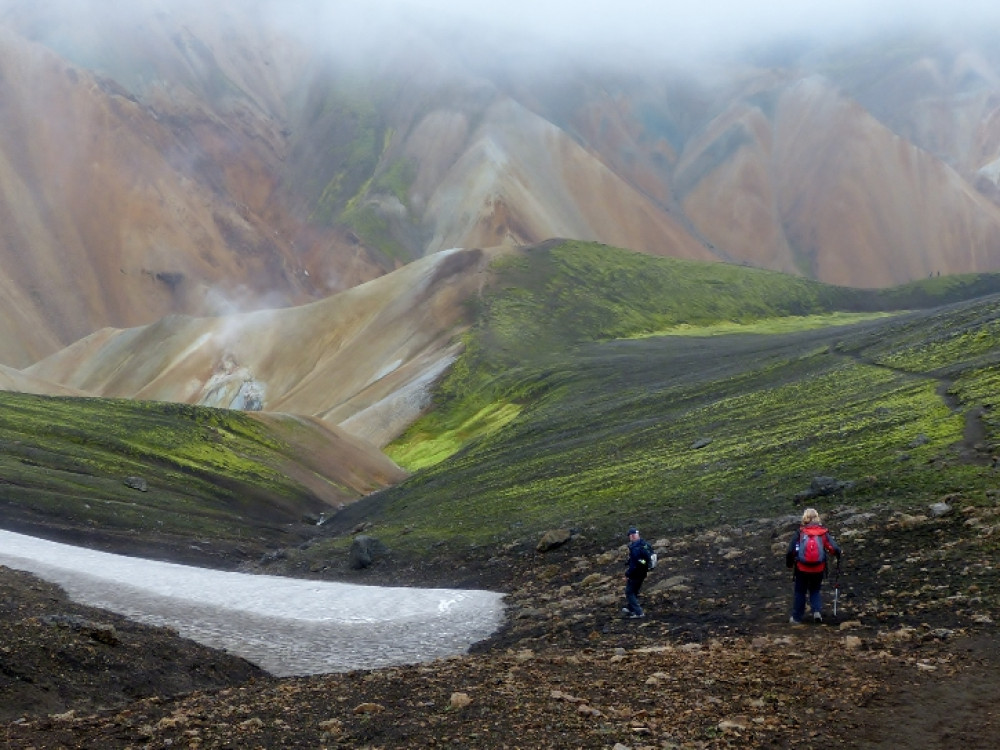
[0,394,332,546]
[389,242,1000,474]
[373,156,415,205]
[375,244,1000,554]
[340,203,409,260]
[387,402,522,471]
[647,311,899,337]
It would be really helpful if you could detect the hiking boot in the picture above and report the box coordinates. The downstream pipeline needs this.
[621,607,631,615]
[813,612,823,623]
[629,612,644,619]
[789,617,802,625]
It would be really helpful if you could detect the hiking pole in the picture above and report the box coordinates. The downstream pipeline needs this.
[833,556,842,617]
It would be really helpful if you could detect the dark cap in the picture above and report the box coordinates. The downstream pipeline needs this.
[628,527,638,535]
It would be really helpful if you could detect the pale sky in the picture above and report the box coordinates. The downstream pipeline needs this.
[382,0,1000,63]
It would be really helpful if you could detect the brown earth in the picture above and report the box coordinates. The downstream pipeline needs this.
[2,493,999,749]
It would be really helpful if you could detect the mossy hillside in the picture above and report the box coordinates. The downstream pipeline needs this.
[646,311,897,337]
[387,241,1000,474]
[388,242,862,471]
[0,394,338,550]
[341,152,421,262]
[386,401,523,471]
[375,327,976,553]
[340,202,410,262]
[835,295,1000,446]
[835,298,1000,376]
[299,70,421,262]
[307,98,382,226]
[371,248,1000,555]
[372,156,417,206]
[476,241,874,353]
[300,73,396,227]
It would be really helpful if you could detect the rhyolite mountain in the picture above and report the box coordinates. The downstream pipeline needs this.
[2,1,1000,372]
[4,9,1000,740]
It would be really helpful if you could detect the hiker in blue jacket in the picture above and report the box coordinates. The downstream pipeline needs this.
[785,508,842,624]
[622,527,650,618]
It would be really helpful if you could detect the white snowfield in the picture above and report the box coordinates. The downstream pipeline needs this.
[0,529,506,677]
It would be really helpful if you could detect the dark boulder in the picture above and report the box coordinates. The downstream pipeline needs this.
[536,528,572,552]
[124,476,148,492]
[349,535,388,569]
[793,475,854,504]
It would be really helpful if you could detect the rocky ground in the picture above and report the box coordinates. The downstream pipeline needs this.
[2,494,999,749]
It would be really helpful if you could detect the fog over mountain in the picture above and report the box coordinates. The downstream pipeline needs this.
[1,0,1000,380]
[385,0,1000,63]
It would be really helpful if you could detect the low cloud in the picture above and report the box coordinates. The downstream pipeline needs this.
[390,0,1000,45]
[253,0,1000,76]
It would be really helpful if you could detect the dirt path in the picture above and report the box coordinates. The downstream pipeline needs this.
[458,497,1000,748]
[827,635,1000,749]
[3,495,999,748]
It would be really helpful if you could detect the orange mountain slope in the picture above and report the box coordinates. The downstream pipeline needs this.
[0,2,999,371]
[25,247,504,448]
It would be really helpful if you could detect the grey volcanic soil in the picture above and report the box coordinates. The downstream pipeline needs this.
[2,497,999,748]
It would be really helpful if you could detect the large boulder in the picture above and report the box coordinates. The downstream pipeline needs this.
[536,528,573,552]
[348,535,388,569]
[793,476,854,504]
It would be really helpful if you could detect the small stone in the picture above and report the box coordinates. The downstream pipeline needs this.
[124,476,148,492]
[718,716,750,731]
[928,502,953,517]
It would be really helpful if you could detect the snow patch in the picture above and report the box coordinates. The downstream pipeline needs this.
[0,530,505,677]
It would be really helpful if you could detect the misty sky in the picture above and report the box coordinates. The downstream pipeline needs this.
[387,0,1000,63]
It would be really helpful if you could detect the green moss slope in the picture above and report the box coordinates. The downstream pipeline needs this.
[0,395,341,554]
[387,241,1000,472]
[373,242,1000,554]
[7,241,1000,568]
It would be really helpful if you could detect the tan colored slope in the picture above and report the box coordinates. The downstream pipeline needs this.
[823,43,1000,184]
[246,413,408,504]
[0,27,280,366]
[676,75,1000,287]
[412,99,716,263]
[26,247,505,448]
[854,48,1000,207]
[675,99,800,275]
[774,77,1000,286]
[3,0,1000,384]
[0,22,386,370]
[0,365,86,398]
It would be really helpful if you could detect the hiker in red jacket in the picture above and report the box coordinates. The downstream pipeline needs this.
[785,508,842,624]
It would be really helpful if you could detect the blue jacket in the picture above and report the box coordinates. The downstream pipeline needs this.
[626,538,650,579]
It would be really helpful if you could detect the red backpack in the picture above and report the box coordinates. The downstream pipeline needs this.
[797,526,828,567]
